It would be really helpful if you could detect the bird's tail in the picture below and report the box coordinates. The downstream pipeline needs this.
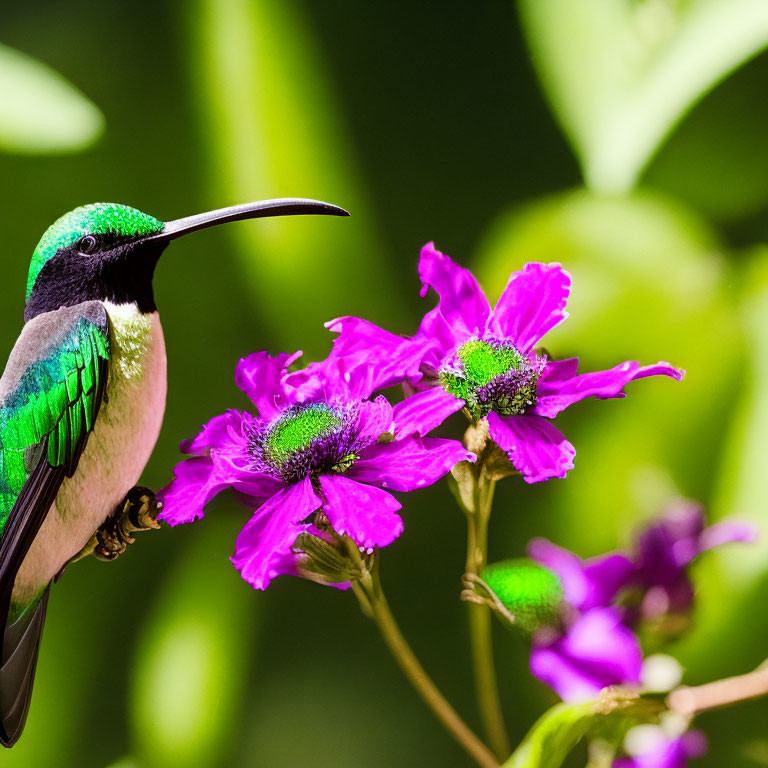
[0,587,49,747]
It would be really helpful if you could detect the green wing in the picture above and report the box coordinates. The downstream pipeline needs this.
[0,300,110,624]
[0,301,109,746]
[0,302,110,746]
[0,303,110,535]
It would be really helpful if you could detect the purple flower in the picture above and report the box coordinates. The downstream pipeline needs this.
[629,500,756,624]
[527,538,642,702]
[323,243,683,483]
[159,350,472,590]
[528,537,635,613]
[529,608,643,703]
[522,505,756,700]
[613,730,707,768]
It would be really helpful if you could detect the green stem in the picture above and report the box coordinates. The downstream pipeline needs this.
[465,474,510,760]
[355,556,499,768]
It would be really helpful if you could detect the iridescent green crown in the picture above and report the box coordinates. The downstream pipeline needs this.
[27,203,164,300]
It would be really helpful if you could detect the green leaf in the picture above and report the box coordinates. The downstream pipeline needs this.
[503,693,658,768]
[503,701,594,768]
[519,0,768,192]
[671,248,768,677]
[712,249,768,564]
[130,517,258,768]
[0,43,104,154]
[185,0,403,355]
[645,56,768,222]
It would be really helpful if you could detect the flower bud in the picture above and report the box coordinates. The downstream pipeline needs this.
[294,532,361,585]
[481,558,564,633]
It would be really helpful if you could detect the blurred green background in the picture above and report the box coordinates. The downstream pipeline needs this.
[2,0,768,765]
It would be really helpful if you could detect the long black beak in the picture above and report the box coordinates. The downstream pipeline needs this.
[146,198,349,242]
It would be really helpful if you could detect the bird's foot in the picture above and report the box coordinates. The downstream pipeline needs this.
[73,486,162,564]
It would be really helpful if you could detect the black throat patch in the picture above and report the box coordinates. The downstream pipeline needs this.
[24,239,168,322]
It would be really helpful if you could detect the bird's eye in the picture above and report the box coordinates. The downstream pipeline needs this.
[77,234,99,254]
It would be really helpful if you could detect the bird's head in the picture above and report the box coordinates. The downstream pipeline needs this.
[24,199,348,322]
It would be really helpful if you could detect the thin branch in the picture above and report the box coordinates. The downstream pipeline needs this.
[464,471,510,760]
[667,662,768,715]
[356,555,500,768]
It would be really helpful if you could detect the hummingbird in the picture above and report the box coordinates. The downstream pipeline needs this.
[0,197,348,746]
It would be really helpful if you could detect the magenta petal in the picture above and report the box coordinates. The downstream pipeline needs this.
[414,310,458,372]
[392,386,465,437]
[613,731,707,768]
[212,451,282,499]
[182,409,257,458]
[699,519,758,551]
[158,457,231,525]
[488,263,571,352]
[414,243,491,354]
[231,477,321,590]
[323,315,426,389]
[535,360,684,419]
[629,503,758,620]
[349,436,473,491]
[158,449,281,526]
[325,316,403,357]
[182,411,239,454]
[160,409,280,525]
[636,502,704,574]
[528,538,589,608]
[530,645,597,703]
[419,242,491,332]
[487,412,575,483]
[581,554,636,610]
[235,350,301,419]
[538,357,580,386]
[531,608,642,702]
[354,395,395,444]
[560,608,642,687]
[528,538,634,611]
[287,354,392,403]
[318,475,403,549]
[681,731,708,761]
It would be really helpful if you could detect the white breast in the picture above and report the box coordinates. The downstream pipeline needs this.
[13,302,167,602]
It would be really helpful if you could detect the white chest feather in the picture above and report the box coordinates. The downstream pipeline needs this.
[14,303,167,601]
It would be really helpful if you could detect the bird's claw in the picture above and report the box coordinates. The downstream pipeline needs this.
[64,486,163,567]
[124,487,162,533]
[92,485,162,561]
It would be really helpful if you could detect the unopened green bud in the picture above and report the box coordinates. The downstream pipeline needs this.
[294,532,361,585]
[481,558,564,633]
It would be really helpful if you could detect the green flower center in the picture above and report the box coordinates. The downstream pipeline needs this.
[481,558,564,633]
[460,339,526,384]
[439,339,541,420]
[264,404,342,465]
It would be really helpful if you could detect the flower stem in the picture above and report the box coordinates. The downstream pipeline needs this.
[667,660,768,715]
[354,555,500,768]
[465,473,510,761]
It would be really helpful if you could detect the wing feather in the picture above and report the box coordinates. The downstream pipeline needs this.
[0,301,110,745]
[0,301,111,618]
